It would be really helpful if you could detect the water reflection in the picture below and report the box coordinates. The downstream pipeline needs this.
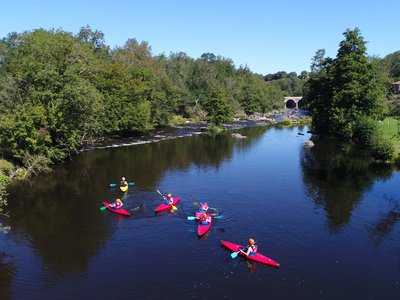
[368,195,400,244]
[3,125,269,277]
[300,137,396,230]
[0,253,15,299]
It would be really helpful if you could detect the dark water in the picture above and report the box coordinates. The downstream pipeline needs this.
[1,125,400,299]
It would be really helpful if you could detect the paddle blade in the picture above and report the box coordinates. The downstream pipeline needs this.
[110,183,117,187]
[100,206,107,211]
[128,182,135,186]
[187,216,196,220]
[193,202,198,206]
[214,215,224,219]
[172,205,178,211]
[231,251,239,258]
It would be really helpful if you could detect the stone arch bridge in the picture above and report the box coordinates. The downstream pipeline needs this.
[284,96,303,109]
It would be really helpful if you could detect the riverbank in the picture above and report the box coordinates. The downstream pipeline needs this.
[86,109,310,151]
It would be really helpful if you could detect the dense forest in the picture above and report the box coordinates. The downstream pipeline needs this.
[0,26,293,174]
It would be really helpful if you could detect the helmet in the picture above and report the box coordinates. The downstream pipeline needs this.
[168,193,172,198]
[122,177,125,181]
[116,199,122,203]
[248,238,255,245]
[199,202,203,206]
[202,213,207,218]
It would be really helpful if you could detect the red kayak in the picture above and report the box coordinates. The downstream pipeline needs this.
[155,197,180,212]
[197,214,212,236]
[103,202,131,216]
[221,240,280,267]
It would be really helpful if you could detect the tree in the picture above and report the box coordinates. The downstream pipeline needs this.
[203,85,232,125]
[306,28,384,138]
[77,25,105,49]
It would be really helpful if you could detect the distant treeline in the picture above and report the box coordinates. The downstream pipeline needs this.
[0,26,290,170]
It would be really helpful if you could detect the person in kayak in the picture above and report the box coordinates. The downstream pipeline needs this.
[239,238,258,256]
[200,213,211,225]
[164,193,174,204]
[120,177,128,187]
[197,202,209,213]
[110,198,123,209]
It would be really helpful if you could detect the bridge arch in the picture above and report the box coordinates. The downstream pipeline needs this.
[284,96,303,109]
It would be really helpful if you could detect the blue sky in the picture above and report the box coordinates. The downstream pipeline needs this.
[1,0,399,75]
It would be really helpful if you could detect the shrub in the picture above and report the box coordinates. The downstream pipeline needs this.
[278,118,292,126]
[369,134,394,162]
[170,115,190,126]
[206,124,225,135]
[353,116,377,144]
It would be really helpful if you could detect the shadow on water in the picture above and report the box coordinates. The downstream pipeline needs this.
[300,137,398,231]
[0,253,15,299]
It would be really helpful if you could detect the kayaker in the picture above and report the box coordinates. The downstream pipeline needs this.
[200,213,211,225]
[120,177,128,187]
[198,202,209,213]
[110,198,123,209]
[165,193,174,204]
[240,238,258,257]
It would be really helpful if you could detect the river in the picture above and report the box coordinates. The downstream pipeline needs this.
[1,124,399,299]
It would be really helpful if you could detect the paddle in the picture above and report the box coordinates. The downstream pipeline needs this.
[110,182,135,187]
[100,205,107,211]
[156,189,177,210]
[187,215,223,220]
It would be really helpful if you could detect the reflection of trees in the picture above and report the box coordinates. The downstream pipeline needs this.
[6,175,109,275]
[4,125,268,276]
[301,137,395,231]
[368,197,400,244]
[0,253,15,299]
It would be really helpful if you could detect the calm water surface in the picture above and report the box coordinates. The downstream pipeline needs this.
[1,125,399,299]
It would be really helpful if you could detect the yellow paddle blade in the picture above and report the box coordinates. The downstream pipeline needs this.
[172,205,178,211]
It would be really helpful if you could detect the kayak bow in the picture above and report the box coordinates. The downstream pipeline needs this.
[197,214,212,236]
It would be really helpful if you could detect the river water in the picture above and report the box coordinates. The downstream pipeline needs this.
[1,125,399,299]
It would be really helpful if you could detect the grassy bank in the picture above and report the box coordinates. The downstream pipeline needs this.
[378,117,400,159]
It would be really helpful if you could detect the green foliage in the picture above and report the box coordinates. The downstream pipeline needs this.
[277,118,292,126]
[0,161,10,233]
[0,159,13,185]
[0,26,290,173]
[170,115,190,125]
[205,124,226,135]
[369,135,394,162]
[306,28,385,139]
[203,86,232,125]
[353,116,377,144]
[265,71,305,96]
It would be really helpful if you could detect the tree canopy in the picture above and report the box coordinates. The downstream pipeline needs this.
[0,26,284,168]
[304,28,385,138]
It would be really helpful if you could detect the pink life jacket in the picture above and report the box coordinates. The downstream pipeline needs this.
[115,202,123,209]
